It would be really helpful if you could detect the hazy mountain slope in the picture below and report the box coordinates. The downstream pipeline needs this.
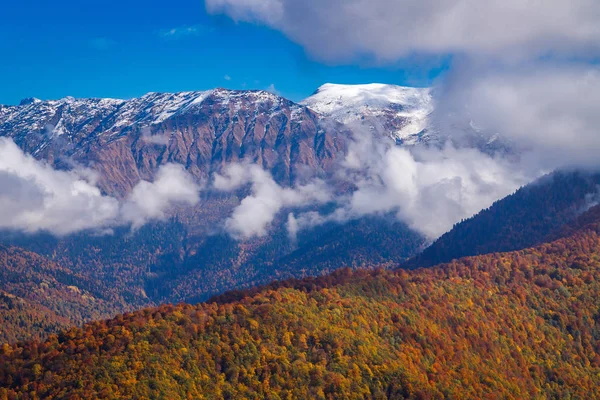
[274,216,426,276]
[143,216,426,305]
[405,170,600,268]
[2,219,600,398]
[0,213,426,320]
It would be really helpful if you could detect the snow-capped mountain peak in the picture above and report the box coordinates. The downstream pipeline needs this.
[301,83,433,141]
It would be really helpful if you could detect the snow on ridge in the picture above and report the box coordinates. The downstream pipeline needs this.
[302,83,431,114]
[2,85,433,141]
[302,83,433,140]
[111,90,213,128]
[1,88,306,141]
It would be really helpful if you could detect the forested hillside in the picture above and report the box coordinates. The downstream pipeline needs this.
[2,219,600,398]
[406,170,600,268]
[0,215,424,342]
[0,292,71,345]
[0,245,135,344]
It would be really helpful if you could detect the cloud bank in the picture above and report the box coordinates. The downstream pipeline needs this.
[436,64,600,170]
[206,0,600,63]
[6,1,600,244]
[0,138,201,235]
[288,130,534,240]
[339,138,531,239]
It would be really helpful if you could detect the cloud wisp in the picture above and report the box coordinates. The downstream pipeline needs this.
[121,164,201,229]
[213,163,332,239]
[159,24,208,39]
[0,138,201,236]
[140,127,170,146]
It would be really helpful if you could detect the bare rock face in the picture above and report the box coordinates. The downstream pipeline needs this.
[0,89,347,196]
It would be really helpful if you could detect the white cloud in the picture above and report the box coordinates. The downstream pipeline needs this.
[0,138,120,235]
[436,64,600,170]
[289,129,534,240]
[159,24,207,39]
[348,143,531,238]
[206,0,600,175]
[214,163,331,239]
[224,74,232,81]
[266,83,279,95]
[141,127,170,146]
[121,164,201,229]
[206,0,600,63]
[0,138,201,235]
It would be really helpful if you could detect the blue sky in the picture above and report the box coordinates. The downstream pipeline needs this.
[0,0,449,105]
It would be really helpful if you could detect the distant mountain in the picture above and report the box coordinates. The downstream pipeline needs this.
[3,213,600,398]
[405,170,600,268]
[0,89,345,195]
[0,86,433,305]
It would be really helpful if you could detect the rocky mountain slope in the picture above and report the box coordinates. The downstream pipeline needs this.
[1,89,346,196]
[0,83,516,197]
[0,86,434,306]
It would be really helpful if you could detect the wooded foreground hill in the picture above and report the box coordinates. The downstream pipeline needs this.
[2,217,600,399]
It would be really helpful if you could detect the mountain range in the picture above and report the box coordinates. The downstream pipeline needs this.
[0,83,507,196]
[0,83,596,344]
